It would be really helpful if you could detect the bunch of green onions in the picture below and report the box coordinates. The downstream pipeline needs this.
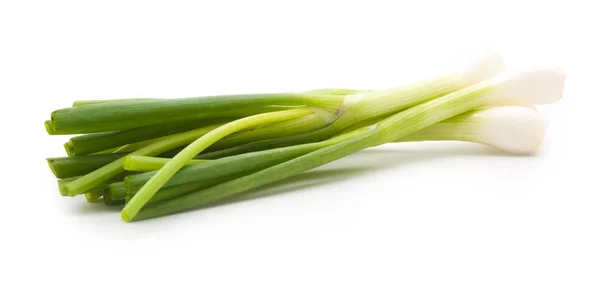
[45,54,565,222]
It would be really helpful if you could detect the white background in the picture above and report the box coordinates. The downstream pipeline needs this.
[1,0,599,289]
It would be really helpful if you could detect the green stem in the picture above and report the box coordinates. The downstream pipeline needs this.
[50,93,344,134]
[84,189,104,203]
[103,194,125,206]
[112,137,170,153]
[146,177,236,204]
[198,127,333,159]
[206,112,334,152]
[108,182,128,200]
[122,108,315,221]
[123,156,207,172]
[47,153,127,179]
[57,172,132,197]
[111,175,244,205]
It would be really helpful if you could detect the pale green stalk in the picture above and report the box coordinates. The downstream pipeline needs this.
[107,182,128,200]
[123,156,207,172]
[84,189,104,203]
[207,112,334,151]
[113,136,171,153]
[122,108,315,221]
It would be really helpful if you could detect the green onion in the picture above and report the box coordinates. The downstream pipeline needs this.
[43,54,566,223]
[131,67,565,221]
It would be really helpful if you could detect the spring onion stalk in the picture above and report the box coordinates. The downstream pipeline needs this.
[47,153,127,179]
[49,92,346,134]
[92,147,120,155]
[400,106,548,154]
[84,189,104,203]
[110,174,244,205]
[130,67,565,221]
[57,174,129,197]
[64,123,223,195]
[57,177,80,196]
[107,182,128,200]
[125,127,376,193]
[103,194,125,206]
[144,176,242,204]
[206,111,336,152]
[45,120,75,135]
[198,55,506,159]
[111,136,171,153]
[123,156,207,172]
[122,107,315,221]
[65,118,235,156]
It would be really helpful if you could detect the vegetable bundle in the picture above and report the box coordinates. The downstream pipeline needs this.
[45,54,565,222]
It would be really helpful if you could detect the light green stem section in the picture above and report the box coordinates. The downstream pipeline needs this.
[121,108,315,221]
[124,156,207,172]
[376,79,494,143]
[207,112,333,151]
[84,189,104,203]
[64,124,222,195]
[113,136,171,153]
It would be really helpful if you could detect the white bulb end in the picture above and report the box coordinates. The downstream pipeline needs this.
[474,106,548,154]
[491,67,566,105]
